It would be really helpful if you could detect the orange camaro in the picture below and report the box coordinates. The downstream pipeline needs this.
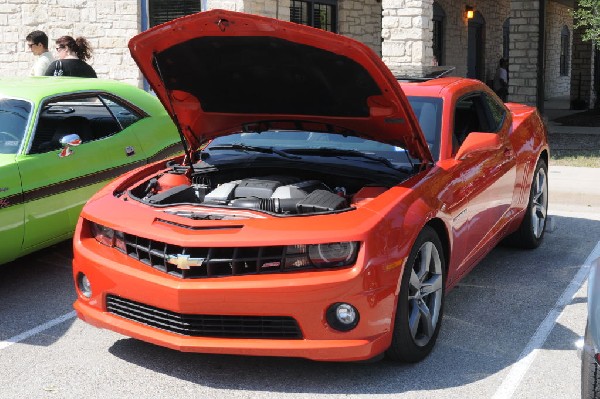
[72,10,549,362]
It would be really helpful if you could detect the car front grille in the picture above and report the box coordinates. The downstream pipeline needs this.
[121,233,306,279]
[106,295,303,339]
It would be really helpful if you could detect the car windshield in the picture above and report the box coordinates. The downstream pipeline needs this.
[207,131,415,169]
[205,96,442,165]
[0,98,31,155]
[407,96,443,160]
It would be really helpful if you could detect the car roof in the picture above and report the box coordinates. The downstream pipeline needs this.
[0,77,142,103]
[400,77,487,98]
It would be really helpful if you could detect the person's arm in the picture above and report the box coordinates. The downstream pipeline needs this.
[500,69,508,88]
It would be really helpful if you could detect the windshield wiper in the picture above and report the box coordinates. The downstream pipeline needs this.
[207,144,300,159]
[284,148,402,170]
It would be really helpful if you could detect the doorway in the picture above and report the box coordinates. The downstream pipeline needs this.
[467,12,485,80]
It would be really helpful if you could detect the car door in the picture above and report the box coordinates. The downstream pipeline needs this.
[451,92,517,271]
[0,158,25,264]
[104,96,182,162]
[0,97,31,264]
[17,93,148,251]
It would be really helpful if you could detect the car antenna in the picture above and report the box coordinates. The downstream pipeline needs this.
[152,53,196,173]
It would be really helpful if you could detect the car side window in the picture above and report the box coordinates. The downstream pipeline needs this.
[452,93,493,153]
[484,93,507,131]
[98,95,144,130]
[29,94,143,154]
[0,98,31,155]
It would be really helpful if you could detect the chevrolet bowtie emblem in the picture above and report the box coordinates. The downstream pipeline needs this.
[167,254,205,270]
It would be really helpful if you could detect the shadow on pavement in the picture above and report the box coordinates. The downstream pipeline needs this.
[106,213,599,394]
[0,240,76,343]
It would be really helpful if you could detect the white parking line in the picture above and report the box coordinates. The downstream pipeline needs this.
[492,240,600,399]
[0,310,76,351]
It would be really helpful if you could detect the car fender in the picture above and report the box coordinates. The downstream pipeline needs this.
[587,257,600,354]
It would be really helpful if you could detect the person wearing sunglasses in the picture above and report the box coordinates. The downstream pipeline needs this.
[44,35,97,78]
[25,30,54,76]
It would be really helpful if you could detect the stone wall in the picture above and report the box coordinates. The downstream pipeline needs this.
[570,0,595,108]
[381,0,510,80]
[381,0,434,75]
[476,1,510,85]
[3,0,140,85]
[545,1,572,98]
[338,0,382,55]
[0,0,580,104]
[508,0,540,105]
[432,0,467,77]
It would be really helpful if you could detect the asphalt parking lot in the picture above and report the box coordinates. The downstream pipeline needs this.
[1,165,599,399]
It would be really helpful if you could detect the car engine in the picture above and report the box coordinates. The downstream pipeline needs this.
[131,171,349,215]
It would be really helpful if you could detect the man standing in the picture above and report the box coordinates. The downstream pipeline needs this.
[26,31,54,76]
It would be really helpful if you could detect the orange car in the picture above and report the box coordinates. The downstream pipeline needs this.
[72,10,549,362]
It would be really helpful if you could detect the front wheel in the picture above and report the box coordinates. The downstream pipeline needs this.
[505,158,548,249]
[386,226,446,363]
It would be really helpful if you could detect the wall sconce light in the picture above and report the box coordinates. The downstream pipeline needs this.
[466,6,474,19]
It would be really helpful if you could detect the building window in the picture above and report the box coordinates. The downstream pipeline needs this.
[560,25,570,76]
[432,2,445,65]
[502,18,510,61]
[147,0,202,29]
[290,0,337,33]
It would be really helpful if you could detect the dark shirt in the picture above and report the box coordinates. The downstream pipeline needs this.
[44,59,97,78]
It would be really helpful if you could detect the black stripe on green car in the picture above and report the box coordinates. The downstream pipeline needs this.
[2,142,182,209]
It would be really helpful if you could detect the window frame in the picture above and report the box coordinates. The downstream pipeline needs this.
[432,2,445,66]
[453,92,503,152]
[560,25,570,77]
[290,0,338,33]
[29,93,148,155]
[142,0,204,31]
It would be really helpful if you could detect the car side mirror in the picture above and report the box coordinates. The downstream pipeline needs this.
[58,134,82,158]
[454,132,502,160]
[59,134,82,147]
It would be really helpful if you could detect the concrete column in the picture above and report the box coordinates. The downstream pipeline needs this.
[509,0,541,106]
[381,0,434,76]
[570,1,595,109]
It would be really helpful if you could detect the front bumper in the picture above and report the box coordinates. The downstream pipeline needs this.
[73,236,401,362]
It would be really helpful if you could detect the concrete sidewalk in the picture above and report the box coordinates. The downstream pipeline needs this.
[549,165,600,213]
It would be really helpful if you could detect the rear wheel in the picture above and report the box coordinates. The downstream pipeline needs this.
[505,158,548,249]
[386,226,446,363]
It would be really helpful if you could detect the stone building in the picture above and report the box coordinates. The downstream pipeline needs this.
[1,0,595,110]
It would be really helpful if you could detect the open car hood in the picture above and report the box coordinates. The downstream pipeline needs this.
[128,9,433,163]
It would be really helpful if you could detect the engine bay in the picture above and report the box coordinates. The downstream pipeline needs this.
[127,163,408,217]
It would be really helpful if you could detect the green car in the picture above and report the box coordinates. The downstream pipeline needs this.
[0,77,182,264]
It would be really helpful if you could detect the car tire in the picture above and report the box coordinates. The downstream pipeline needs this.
[582,322,600,398]
[386,226,446,363]
[505,158,548,249]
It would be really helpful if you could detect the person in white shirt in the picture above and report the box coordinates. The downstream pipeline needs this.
[26,30,54,76]
[493,58,509,102]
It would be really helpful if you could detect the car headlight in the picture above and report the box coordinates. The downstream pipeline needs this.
[284,242,359,270]
[89,222,126,252]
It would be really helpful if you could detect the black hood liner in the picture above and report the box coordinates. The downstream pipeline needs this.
[154,36,381,117]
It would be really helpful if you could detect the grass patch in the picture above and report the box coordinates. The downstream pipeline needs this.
[550,152,600,167]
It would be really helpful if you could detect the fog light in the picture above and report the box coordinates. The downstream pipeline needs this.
[326,302,359,332]
[77,272,92,298]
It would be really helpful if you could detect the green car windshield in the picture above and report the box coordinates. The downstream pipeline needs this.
[0,98,31,154]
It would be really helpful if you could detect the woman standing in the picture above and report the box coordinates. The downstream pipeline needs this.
[44,36,97,78]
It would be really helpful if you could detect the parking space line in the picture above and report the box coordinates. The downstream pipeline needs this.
[0,310,76,351]
[492,241,600,399]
